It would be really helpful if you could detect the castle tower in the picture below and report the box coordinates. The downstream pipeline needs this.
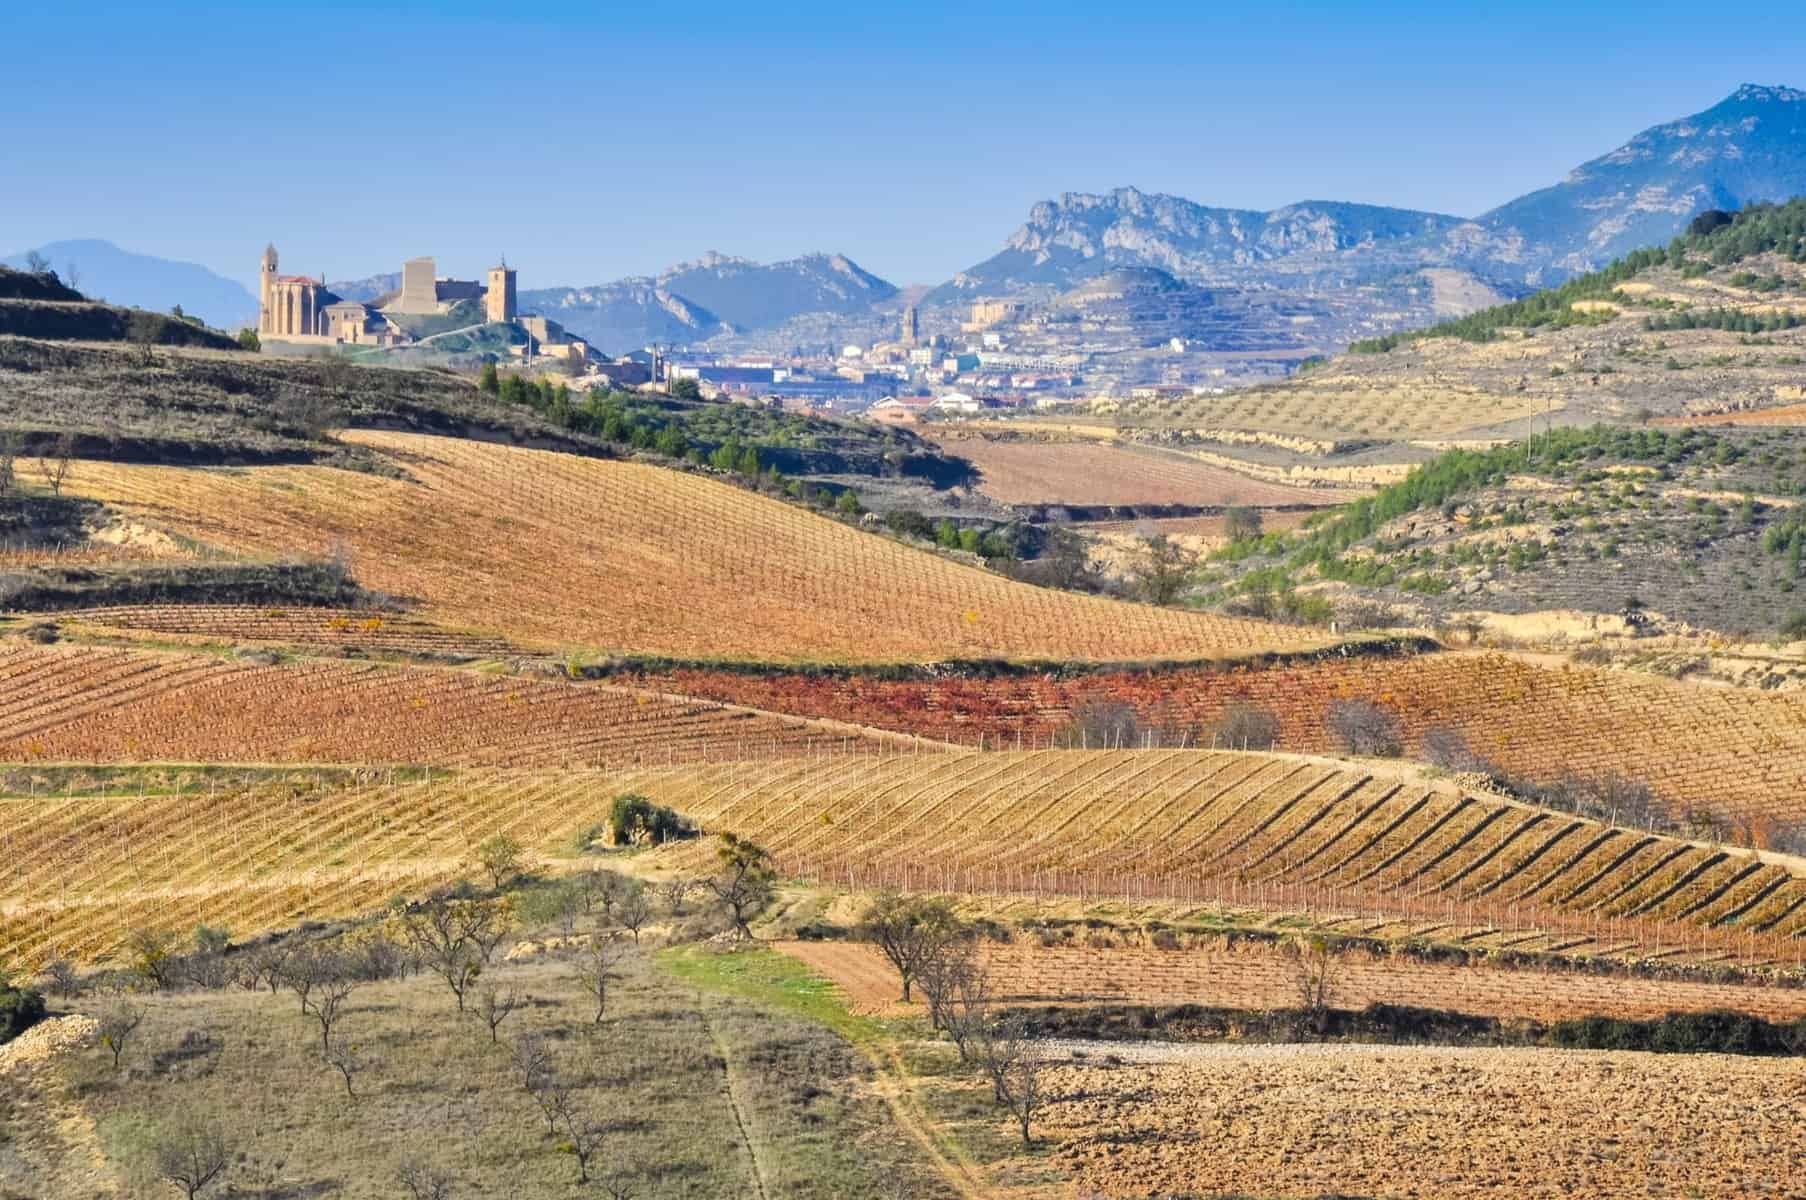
[486,262,518,324]
[901,304,919,347]
[259,244,279,333]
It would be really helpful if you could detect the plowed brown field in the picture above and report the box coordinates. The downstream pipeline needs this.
[927,435,1350,507]
[1043,1045,1806,1200]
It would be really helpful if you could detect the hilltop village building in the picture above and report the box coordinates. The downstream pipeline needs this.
[257,245,559,354]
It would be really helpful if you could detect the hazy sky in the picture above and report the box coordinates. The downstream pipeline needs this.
[5,0,1803,289]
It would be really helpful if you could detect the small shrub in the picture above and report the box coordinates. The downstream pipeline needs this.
[0,971,48,1044]
[608,793,693,846]
[1208,702,1280,751]
[1325,699,1403,757]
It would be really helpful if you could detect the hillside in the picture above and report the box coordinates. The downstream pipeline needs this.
[1099,200,1806,461]
[26,431,1334,663]
[630,651,1806,834]
[641,749,1806,949]
[0,641,900,768]
[1,238,257,329]
[1480,84,1806,277]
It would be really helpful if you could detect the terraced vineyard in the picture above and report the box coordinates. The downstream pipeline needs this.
[0,642,899,767]
[30,431,1327,663]
[0,770,617,966]
[638,652,1806,828]
[50,604,520,658]
[9,751,1802,972]
[641,750,1806,962]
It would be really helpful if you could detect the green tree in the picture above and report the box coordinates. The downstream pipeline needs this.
[479,361,500,395]
[669,376,702,401]
[705,833,775,939]
[1131,534,1198,605]
[835,488,863,517]
[235,328,261,353]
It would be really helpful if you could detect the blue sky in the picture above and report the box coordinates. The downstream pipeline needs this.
[4,1,1802,289]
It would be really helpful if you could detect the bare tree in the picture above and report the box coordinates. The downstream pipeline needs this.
[574,935,627,1023]
[1291,935,1339,1036]
[40,956,81,999]
[397,1157,456,1200]
[127,310,161,365]
[508,1031,554,1094]
[0,433,18,497]
[856,893,963,1003]
[97,999,144,1071]
[309,968,359,1054]
[615,886,652,945]
[23,250,50,275]
[475,985,522,1043]
[916,932,981,1047]
[1325,698,1402,757]
[994,1038,1048,1149]
[402,896,499,1012]
[322,1040,365,1101]
[37,432,75,497]
[704,833,775,939]
[149,1116,231,1199]
[236,942,290,994]
[558,1096,609,1184]
[657,878,691,917]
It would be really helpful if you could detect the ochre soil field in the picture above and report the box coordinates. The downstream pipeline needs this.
[1655,402,1806,427]
[777,940,1806,1022]
[635,751,1806,956]
[49,604,521,658]
[0,641,898,767]
[926,434,1351,507]
[0,767,662,966]
[33,431,1327,664]
[635,650,1806,828]
[1042,1044,1806,1200]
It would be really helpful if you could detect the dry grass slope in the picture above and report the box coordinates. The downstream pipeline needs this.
[31,430,1332,663]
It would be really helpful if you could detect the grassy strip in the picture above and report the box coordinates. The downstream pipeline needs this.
[659,943,891,1046]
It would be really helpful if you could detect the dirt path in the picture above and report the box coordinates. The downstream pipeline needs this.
[697,1005,770,1200]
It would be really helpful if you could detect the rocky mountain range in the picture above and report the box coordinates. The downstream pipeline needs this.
[18,85,1804,362]
[929,84,1806,334]
[521,252,897,354]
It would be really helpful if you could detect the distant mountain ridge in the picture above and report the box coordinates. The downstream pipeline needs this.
[520,251,898,354]
[1476,83,1806,277]
[33,85,1806,359]
[0,239,257,329]
[932,192,1468,301]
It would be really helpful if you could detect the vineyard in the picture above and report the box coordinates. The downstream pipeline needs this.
[637,750,1806,962]
[30,430,1327,663]
[780,940,1806,1022]
[923,434,1348,507]
[0,768,658,968]
[634,651,1806,827]
[51,604,520,658]
[0,642,901,767]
